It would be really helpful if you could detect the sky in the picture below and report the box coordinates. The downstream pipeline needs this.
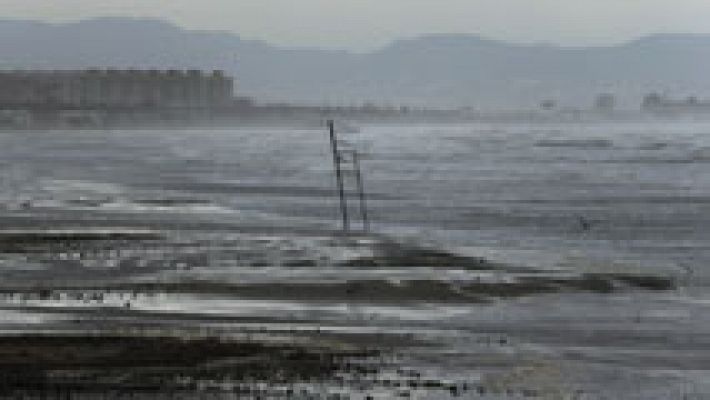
[2,0,710,51]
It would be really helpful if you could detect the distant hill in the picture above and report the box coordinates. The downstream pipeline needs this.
[1,17,710,109]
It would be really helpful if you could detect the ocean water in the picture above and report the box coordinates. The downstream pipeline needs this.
[1,121,709,272]
[0,121,709,398]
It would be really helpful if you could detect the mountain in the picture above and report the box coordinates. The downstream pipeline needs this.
[1,17,710,108]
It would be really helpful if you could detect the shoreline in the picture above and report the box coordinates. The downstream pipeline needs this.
[3,111,710,132]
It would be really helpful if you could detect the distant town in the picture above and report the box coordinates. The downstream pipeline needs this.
[1,68,710,128]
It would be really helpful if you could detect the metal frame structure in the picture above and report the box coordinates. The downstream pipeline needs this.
[327,120,369,232]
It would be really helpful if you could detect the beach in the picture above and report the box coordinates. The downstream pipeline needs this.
[0,121,708,398]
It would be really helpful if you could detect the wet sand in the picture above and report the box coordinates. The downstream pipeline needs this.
[0,229,682,398]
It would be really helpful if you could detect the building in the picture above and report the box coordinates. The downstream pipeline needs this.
[641,92,710,114]
[0,69,234,110]
[594,93,615,112]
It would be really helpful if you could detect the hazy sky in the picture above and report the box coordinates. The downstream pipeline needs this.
[2,0,710,51]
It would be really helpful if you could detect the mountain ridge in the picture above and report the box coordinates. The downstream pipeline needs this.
[1,18,709,108]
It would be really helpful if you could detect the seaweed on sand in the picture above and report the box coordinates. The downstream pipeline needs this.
[0,230,162,253]
[0,334,379,395]
[16,269,673,306]
[338,240,676,298]
[340,240,506,271]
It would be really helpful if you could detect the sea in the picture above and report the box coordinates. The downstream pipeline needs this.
[0,120,709,398]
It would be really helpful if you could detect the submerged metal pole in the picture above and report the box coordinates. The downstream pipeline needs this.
[328,120,349,231]
[352,151,369,232]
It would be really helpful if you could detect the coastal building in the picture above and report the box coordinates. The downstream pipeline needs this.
[0,69,234,110]
[641,92,710,113]
[594,93,615,112]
